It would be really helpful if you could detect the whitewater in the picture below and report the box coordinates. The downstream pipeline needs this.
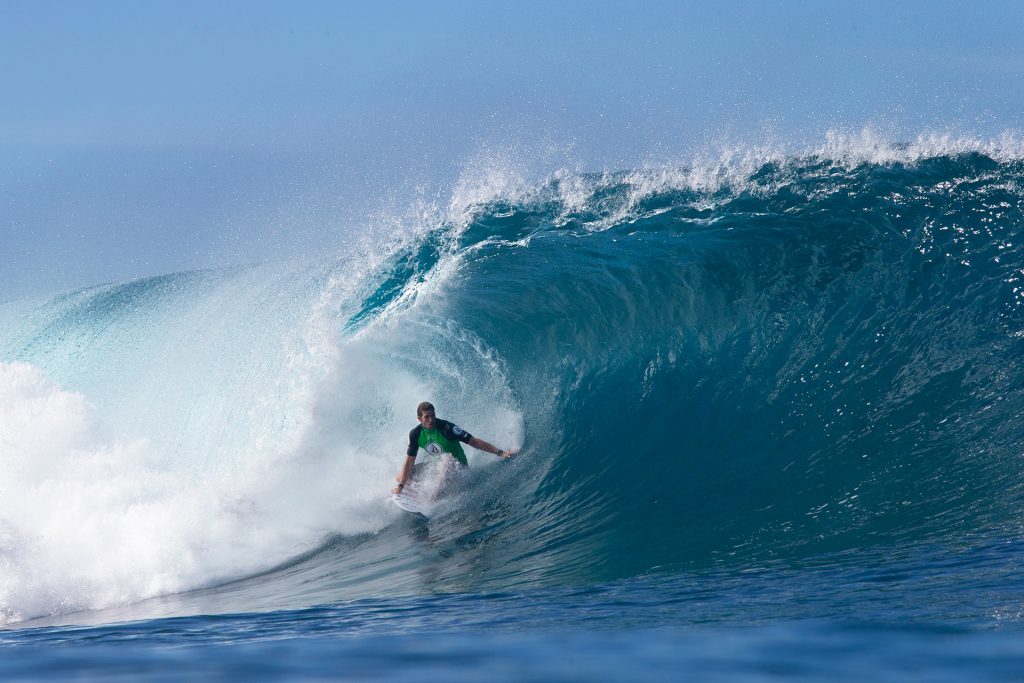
[3,131,1024,679]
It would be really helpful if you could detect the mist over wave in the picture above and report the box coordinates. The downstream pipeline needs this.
[2,130,1024,625]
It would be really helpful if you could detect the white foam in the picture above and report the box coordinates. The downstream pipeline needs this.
[0,215,526,624]
[0,362,191,623]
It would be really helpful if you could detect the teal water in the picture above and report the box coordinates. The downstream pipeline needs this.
[2,145,1024,679]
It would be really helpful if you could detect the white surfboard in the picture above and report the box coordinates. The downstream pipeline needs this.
[390,455,457,517]
[392,490,432,516]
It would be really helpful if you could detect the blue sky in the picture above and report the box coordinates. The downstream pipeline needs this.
[3,1,1024,295]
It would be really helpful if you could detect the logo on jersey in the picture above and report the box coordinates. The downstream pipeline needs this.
[424,442,444,455]
[452,425,464,436]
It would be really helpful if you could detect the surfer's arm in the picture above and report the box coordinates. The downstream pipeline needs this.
[393,455,416,493]
[394,426,422,493]
[468,437,517,459]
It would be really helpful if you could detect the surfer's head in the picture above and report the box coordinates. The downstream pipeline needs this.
[417,401,436,428]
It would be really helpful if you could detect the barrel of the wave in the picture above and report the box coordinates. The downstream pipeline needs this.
[417,150,1024,576]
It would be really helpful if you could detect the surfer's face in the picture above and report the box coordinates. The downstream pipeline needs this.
[418,410,436,429]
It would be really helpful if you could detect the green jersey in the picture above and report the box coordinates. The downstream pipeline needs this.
[407,419,473,466]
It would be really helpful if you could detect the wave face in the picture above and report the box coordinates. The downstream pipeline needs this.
[3,138,1024,624]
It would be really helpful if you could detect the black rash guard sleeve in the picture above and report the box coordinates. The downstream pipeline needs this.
[436,419,473,444]
[407,426,423,457]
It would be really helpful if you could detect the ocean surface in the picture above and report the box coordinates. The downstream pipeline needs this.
[3,135,1024,680]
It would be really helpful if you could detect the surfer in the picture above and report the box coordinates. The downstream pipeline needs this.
[393,401,517,494]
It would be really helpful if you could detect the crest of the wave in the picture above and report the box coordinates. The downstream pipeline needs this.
[431,141,792,235]
[432,127,1024,238]
[814,127,1024,165]
[444,140,575,231]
